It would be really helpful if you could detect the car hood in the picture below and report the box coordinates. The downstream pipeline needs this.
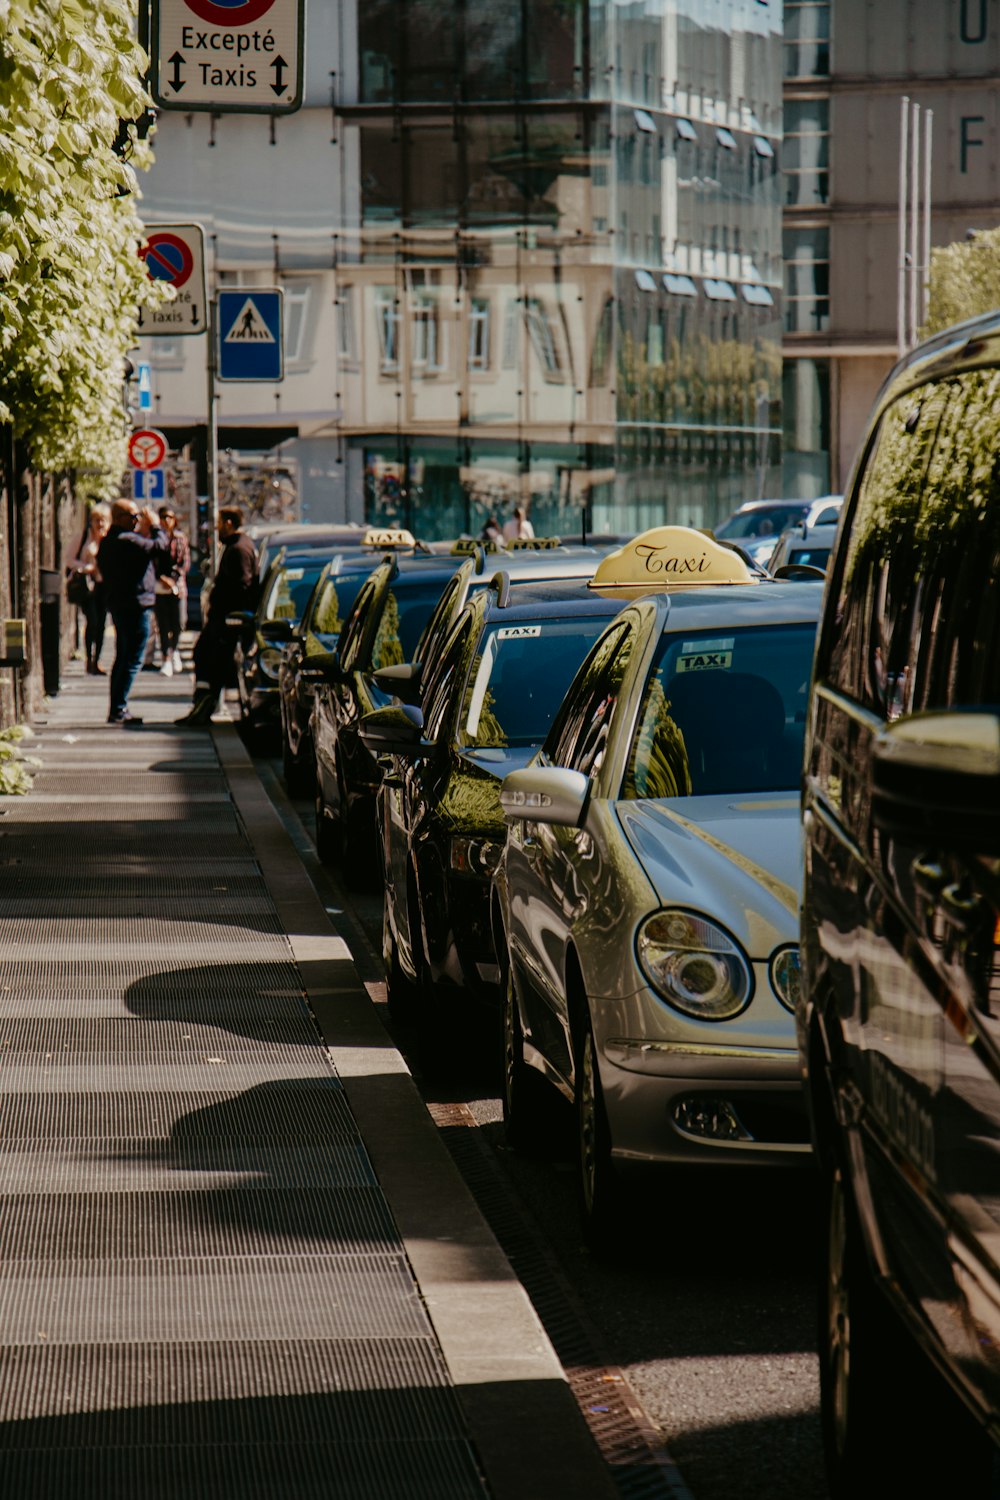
[617,792,801,957]
[438,745,539,840]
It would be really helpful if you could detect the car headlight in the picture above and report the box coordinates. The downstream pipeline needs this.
[449,836,503,879]
[259,646,283,681]
[636,910,752,1021]
[770,946,801,1013]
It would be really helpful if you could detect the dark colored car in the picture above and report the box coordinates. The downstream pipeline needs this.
[231,548,333,746]
[799,314,1000,1496]
[359,574,624,1045]
[277,551,386,793]
[310,552,468,877]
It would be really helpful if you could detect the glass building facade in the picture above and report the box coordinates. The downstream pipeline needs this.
[139,1,783,538]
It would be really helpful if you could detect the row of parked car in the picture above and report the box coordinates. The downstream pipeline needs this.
[233,311,1000,1500]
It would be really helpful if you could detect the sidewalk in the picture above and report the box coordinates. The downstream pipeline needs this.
[0,657,619,1498]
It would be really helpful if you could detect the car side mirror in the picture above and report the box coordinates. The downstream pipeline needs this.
[225,611,255,632]
[499,765,591,828]
[359,703,429,758]
[772,563,826,581]
[873,710,1000,851]
[261,617,294,642]
[300,649,343,683]
[372,661,423,706]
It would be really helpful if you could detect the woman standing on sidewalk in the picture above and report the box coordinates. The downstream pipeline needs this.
[65,504,111,675]
[153,506,190,677]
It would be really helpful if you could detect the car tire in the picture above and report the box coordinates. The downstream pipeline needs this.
[384,901,420,1023]
[339,797,376,890]
[502,960,550,1154]
[820,1162,990,1498]
[575,1019,621,1256]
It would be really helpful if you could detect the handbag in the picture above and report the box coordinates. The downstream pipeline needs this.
[66,570,92,608]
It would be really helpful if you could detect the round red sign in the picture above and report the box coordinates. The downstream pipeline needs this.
[139,232,194,289]
[182,0,277,25]
[128,429,168,471]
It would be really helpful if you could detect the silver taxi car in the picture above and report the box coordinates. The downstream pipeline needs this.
[493,526,823,1246]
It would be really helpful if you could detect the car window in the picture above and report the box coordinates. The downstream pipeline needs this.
[261,563,324,624]
[622,623,817,799]
[828,369,1000,718]
[422,615,476,743]
[308,568,371,645]
[547,623,634,777]
[457,616,609,750]
[789,546,831,570]
[369,578,456,673]
[339,577,382,670]
[414,568,467,667]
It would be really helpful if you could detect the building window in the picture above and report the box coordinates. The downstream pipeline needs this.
[502,299,519,367]
[784,98,830,206]
[785,2,830,79]
[469,297,490,370]
[783,227,830,333]
[412,293,444,371]
[524,297,564,380]
[283,280,317,367]
[337,285,357,363]
[375,287,400,372]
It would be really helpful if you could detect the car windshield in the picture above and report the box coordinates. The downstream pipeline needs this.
[308,567,374,645]
[370,578,459,670]
[715,504,810,540]
[260,561,326,624]
[789,546,831,570]
[458,617,609,750]
[622,623,817,798]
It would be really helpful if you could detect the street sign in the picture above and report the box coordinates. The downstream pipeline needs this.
[137,223,206,336]
[132,468,166,502]
[151,0,304,115]
[128,429,168,470]
[137,362,152,411]
[217,289,284,382]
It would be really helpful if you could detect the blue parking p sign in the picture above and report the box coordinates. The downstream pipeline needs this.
[218,290,283,382]
[132,467,165,502]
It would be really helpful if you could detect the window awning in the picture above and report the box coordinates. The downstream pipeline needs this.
[704,278,737,301]
[663,273,698,297]
[634,109,657,134]
[675,117,698,142]
[716,127,738,150]
[741,284,775,307]
[634,269,658,293]
[753,135,775,158]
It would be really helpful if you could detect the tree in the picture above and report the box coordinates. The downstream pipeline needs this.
[924,227,1000,338]
[0,0,165,486]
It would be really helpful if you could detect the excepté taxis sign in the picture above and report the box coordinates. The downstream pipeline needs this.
[152,0,305,115]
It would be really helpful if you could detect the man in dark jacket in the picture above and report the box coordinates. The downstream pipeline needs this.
[176,505,259,726]
[98,501,171,726]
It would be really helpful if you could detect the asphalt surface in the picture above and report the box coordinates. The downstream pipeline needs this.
[261,749,830,1500]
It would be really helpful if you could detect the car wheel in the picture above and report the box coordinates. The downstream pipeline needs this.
[820,1163,989,1497]
[501,960,550,1154]
[575,1020,620,1255]
[384,900,419,1023]
[315,788,339,865]
[339,797,376,890]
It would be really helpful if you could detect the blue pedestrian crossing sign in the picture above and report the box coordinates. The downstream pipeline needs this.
[132,467,166,502]
[218,289,284,382]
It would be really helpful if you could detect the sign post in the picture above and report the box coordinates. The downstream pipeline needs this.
[152,0,305,115]
[137,223,207,336]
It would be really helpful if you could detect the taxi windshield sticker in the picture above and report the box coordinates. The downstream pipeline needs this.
[284,568,304,580]
[676,637,734,673]
[497,625,541,639]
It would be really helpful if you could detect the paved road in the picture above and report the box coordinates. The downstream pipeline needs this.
[268,758,830,1500]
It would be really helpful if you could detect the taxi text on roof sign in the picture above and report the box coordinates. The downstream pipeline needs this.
[363,528,416,549]
[152,0,305,115]
[589,526,755,589]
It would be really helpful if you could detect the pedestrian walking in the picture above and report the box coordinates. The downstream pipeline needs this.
[501,505,535,543]
[176,506,259,726]
[65,504,110,674]
[97,501,171,726]
[480,515,503,545]
[154,505,190,678]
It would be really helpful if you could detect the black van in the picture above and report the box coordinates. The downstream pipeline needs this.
[799,312,1000,1497]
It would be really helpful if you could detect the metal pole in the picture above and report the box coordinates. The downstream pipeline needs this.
[922,109,933,327]
[898,96,909,358]
[909,100,920,350]
[207,296,219,577]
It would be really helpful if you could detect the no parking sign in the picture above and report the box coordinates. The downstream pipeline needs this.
[137,223,206,336]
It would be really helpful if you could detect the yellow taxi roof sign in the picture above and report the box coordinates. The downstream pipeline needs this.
[589,526,754,589]
[363,527,416,549]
